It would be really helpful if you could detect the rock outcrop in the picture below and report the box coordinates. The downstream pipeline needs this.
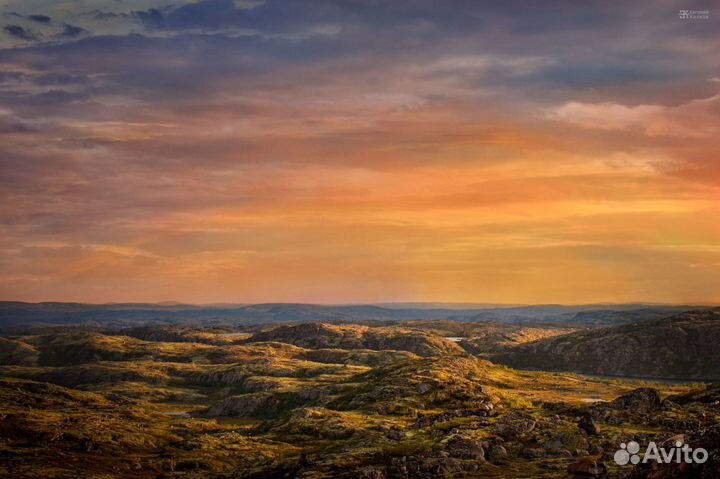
[203,392,281,418]
[250,322,464,357]
[567,458,607,478]
[609,388,662,413]
[494,309,720,380]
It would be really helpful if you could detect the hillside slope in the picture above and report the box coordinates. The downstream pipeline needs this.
[249,322,464,357]
[494,309,720,380]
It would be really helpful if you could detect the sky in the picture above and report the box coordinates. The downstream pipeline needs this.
[0,0,719,304]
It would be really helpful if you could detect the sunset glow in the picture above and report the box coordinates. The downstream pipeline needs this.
[1,1,719,304]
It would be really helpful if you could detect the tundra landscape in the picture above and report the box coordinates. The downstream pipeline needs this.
[1,0,719,478]
[1,303,719,478]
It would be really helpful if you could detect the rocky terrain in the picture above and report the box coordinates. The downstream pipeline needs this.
[0,318,718,478]
[249,322,465,357]
[494,309,720,380]
[455,325,575,357]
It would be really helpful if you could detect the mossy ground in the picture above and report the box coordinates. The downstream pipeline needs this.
[0,325,713,478]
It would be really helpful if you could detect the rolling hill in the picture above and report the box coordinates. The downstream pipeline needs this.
[494,309,720,380]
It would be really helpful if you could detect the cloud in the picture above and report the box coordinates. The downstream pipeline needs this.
[60,23,87,38]
[3,24,39,41]
[133,8,164,28]
[549,101,662,131]
[548,94,720,139]
[0,0,719,303]
[234,0,265,8]
[0,108,36,133]
[28,14,51,24]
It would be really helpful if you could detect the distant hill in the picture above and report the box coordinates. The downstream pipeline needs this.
[0,301,708,329]
[249,322,464,357]
[0,302,484,328]
[494,308,720,380]
[463,304,697,324]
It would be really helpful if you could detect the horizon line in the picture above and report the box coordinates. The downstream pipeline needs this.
[1,300,718,308]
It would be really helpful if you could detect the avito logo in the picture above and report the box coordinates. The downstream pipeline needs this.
[614,440,708,466]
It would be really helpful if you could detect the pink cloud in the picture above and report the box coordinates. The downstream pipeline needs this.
[549,94,720,139]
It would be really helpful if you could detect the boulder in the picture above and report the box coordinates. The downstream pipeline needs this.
[386,427,406,441]
[487,444,507,462]
[543,431,588,454]
[588,443,603,456]
[521,447,544,459]
[609,388,662,413]
[444,434,485,460]
[415,383,432,394]
[567,458,607,478]
[578,415,600,435]
[492,412,537,439]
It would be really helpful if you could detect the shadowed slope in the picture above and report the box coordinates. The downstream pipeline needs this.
[494,309,720,380]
